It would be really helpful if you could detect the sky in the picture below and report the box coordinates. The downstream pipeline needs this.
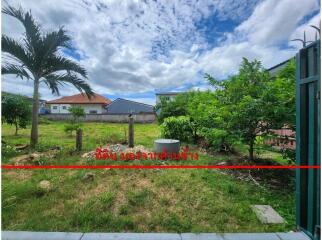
[1,0,320,105]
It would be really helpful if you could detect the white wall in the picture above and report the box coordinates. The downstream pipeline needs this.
[49,104,106,114]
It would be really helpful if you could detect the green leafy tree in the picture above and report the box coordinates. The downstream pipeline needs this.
[68,106,85,123]
[155,93,192,123]
[2,94,31,135]
[206,58,294,161]
[64,106,85,135]
[1,6,93,147]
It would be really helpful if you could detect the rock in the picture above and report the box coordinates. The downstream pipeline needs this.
[39,180,52,191]
[216,161,227,166]
[251,205,285,224]
[83,172,95,181]
[11,154,34,165]
[14,144,29,150]
[82,151,95,159]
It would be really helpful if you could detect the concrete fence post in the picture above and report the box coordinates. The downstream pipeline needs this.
[128,115,134,148]
[76,128,83,151]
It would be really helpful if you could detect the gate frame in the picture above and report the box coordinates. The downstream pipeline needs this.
[295,40,321,240]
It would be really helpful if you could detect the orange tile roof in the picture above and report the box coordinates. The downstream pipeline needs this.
[47,93,111,105]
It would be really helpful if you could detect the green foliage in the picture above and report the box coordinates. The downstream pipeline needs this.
[161,116,193,142]
[200,128,236,152]
[155,93,191,123]
[68,106,85,122]
[1,94,31,135]
[64,106,84,135]
[205,58,296,161]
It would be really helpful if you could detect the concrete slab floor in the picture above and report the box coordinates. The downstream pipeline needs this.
[1,231,311,240]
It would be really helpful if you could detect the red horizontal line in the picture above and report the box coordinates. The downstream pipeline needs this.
[1,165,320,169]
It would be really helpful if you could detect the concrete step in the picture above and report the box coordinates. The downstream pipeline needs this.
[1,231,311,240]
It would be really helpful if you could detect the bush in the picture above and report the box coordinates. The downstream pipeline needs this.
[200,128,235,152]
[161,116,193,142]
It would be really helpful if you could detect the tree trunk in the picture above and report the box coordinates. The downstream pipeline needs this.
[248,139,254,162]
[15,121,18,136]
[30,78,39,148]
[128,115,134,148]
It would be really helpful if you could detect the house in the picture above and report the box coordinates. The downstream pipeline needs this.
[155,92,182,104]
[106,98,154,114]
[47,93,111,114]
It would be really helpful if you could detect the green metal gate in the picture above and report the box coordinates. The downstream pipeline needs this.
[296,40,321,240]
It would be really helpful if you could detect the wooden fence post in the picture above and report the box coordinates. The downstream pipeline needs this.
[128,115,134,148]
[76,128,83,151]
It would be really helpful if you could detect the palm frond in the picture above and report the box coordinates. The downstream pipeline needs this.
[36,27,72,65]
[1,63,31,79]
[2,5,41,54]
[42,27,72,53]
[43,73,94,98]
[42,56,87,78]
[2,35,33,69]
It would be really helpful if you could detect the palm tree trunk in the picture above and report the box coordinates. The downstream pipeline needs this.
[30,77,39,147]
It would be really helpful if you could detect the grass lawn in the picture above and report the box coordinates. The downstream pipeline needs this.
[2,121,295,233]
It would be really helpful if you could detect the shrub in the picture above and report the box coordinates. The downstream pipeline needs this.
[200,128,235,152]
[2,94,31,135]
[161,116,193,142]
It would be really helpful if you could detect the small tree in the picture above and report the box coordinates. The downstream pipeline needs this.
[2,94,31,135]
[64,106,85,135]
[206,58,291,161]
[68,106,85,123]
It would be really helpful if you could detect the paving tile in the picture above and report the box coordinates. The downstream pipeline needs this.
[181,233,224,240]
[251,205,285,224]
[81,233,181,240]
[221,233,280,240]
[2,231,83,240]
[276,232,311,240]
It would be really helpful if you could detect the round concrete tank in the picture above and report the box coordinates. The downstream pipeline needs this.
[154,139,180,154]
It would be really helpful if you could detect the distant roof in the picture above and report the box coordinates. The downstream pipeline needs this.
[106,98,154,114]
[267,58,294,76]
[155,92,183,95]
[47,93,111,105]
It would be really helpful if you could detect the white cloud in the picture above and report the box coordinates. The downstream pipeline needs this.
[1,0,320,104]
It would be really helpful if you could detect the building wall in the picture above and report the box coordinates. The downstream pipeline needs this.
[43,113,156,123]
[49,104,106,114]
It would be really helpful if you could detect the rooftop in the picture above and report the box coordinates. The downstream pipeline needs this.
[47,93,111,105]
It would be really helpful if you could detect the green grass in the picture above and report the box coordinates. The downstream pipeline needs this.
[2,121,295,233]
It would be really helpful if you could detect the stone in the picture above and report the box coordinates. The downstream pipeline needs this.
[83,173,95,181]
[82,151,96,159]
[251,205,285,224]
[14,144,29,150]
[38,180,52,191]
[216,161,227,166]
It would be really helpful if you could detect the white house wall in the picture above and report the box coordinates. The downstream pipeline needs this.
[49,104,106,114]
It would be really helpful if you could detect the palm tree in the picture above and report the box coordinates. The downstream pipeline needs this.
[2,6,93,147]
